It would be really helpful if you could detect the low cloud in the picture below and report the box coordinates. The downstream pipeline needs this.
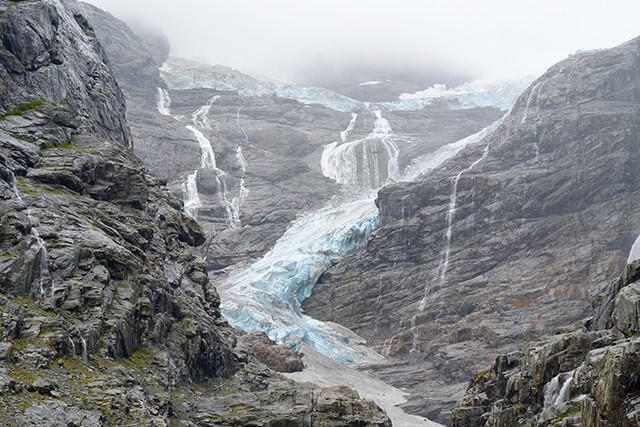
[84,0,640,86]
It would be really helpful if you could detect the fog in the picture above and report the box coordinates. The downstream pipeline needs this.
[84,0,640,86]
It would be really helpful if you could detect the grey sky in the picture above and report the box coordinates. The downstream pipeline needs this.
[84,0,640,84]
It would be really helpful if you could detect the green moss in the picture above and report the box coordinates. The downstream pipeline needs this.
[558,405,582,420]
[124,347,154,370]
[41,141,73,150]
[9,365,36,384]
[0,100,44,120]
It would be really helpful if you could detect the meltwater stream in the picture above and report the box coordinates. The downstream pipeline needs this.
[220,111,505,363]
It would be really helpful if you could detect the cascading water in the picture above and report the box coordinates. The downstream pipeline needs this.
[222,111,506,363]
[439,141,492,284]
[80,337,88,363]
[628,233,640,263]
[191,95,219,130]
[321,109,400,189]
[10,172,51,297]
[236,106,249,144]
[340,113,358,142]
[182,171,202,219]
[156,87,171,116]
[183,98,246,227]
[68,338,77,357]
[544,370,575,408]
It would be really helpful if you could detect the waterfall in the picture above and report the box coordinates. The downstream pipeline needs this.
[185,125,217,170]
[544,370,574,408]
[321,109,399,189]
[68,337,76,357]
[181,170,202,219]
[30,223,50,297]
[80,337,88,363]
[191,95,219,130]
[156,87,171,116]
[9,172,51,296]
[236,146,248,173]
[438,139,492,284]
[184,99,246,228]
[340,113,358,142]
[520,81,543,124]
[628,233,640,263]
[236,106,250,144]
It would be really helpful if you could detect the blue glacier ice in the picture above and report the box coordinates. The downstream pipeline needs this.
[220,104,507,363]
[220,192,379,362]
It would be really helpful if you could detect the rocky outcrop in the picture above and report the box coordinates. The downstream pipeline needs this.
[0,1,392,425]
[0,0,131,147]
[304,38,640,423]
[452,260,640,427]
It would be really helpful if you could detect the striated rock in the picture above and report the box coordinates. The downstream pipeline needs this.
[452,260,640,426]
[0,1,395,425]
[189,363,391,426]
[305,37,640,424]
[0,0,131,147]
[240,332,305,373]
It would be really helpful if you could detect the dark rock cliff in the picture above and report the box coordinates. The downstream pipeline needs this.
[0,1,391,425]
[452,260,640,426]
[0,0,131,147]
[305,37,640,424]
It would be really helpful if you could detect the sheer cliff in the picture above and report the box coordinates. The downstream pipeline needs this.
[304,37,640,423]
[0,1,392,425]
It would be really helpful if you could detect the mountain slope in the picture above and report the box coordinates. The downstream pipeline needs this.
[304,37,640,424]
[0,1,393,425]
[453,260,640,426]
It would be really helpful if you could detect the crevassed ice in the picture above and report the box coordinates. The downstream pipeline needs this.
[160,57,532,113]
[222,114,506,363]
[396,78,533,111]
[221,194,380,362]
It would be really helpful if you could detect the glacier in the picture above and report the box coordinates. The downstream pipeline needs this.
[163,55,519,363]
[220,110,506,363]
[160,56,533,113]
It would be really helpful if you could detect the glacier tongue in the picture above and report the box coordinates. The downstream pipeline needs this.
[221,110,506,363]
[220,193,380,362]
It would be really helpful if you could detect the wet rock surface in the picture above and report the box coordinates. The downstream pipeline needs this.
[305,38,640,424]
[452,260,640,427]
[0,1,394,425]
[77,1,502,272]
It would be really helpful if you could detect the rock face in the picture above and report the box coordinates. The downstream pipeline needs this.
[74,2,504,273]
[0,0,131,147]
[304,38,640,423]
[452,260,640,427]
[0,1,392,425]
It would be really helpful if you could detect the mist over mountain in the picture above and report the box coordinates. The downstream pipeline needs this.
[2,1,640,426]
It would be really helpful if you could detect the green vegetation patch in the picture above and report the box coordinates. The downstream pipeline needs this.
[41,141,73,150]
[0,100,44,120]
